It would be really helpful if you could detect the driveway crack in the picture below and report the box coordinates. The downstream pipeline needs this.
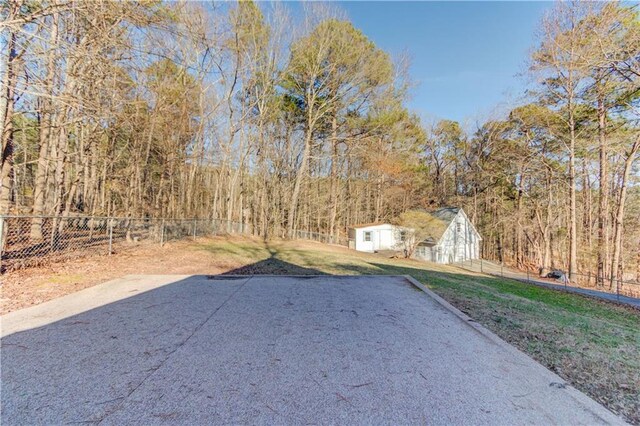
[96,276,252,424]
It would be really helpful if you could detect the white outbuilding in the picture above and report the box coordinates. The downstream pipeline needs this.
[348,222,400,252]
[348,207,482,264]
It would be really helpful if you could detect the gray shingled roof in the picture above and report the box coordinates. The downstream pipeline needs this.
[430,207,461,224]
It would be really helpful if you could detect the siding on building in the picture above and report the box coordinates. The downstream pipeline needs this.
[430,211,480,263]
[350,223,398,252]
[349,208,482,264]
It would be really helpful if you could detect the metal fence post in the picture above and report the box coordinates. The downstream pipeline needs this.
[501,262,504,277]
[526,269,530,282]
[193,219,197,240]
[480,258,483,273]
[616,279,620,301]
[160,219,165,247]
[108,219,113,255]
[50,217,56,252]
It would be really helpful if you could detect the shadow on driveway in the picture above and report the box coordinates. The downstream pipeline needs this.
[1,272,627,424]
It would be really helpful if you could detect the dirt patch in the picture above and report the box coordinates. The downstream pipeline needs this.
[0,236,261,315]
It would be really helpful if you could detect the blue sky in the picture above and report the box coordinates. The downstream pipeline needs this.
[339,1,553,124]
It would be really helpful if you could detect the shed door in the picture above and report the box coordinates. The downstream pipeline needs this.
[379,229,392,250]
[374,230,381,250]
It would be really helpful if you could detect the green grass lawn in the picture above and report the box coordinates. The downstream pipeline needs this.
[197,237,640,424]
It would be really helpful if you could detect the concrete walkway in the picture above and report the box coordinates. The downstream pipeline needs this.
[456,259,640,309]
[1,275,625,425]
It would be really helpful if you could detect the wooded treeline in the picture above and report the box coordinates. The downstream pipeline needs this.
[452,2,640,284]
[1,1,639,282]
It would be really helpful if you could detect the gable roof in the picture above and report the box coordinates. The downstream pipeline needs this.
[431,207,483,243]
[414,215,449,243]
[430,207,461,224]
[407,207,458,243]
[416,207,482,245]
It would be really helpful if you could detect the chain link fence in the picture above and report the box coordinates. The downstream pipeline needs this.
[293,230,348,246]
[0,215,250,273]
[0,215,347,274]
[455,258,640,302]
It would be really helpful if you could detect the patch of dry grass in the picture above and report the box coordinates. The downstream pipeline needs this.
[1,236,262,314]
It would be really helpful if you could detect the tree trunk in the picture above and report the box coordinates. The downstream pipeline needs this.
[610,137,640,286]
[328,116,339,239]
[0,25,19,215]
[568,106,578,281]
[287,131,312,238]
[31,11,60,239]
[596,91,609,286]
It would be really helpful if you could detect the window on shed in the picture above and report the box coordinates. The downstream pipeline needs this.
[400,231,407,242]
[456,222,461,233]
[363,231,372,242]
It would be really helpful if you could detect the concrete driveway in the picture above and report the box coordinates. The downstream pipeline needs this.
[0,275,624,425]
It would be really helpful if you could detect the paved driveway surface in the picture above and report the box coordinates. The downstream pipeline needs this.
[0,275,624,425]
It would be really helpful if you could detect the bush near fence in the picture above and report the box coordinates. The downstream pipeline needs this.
[0,215,347,273]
